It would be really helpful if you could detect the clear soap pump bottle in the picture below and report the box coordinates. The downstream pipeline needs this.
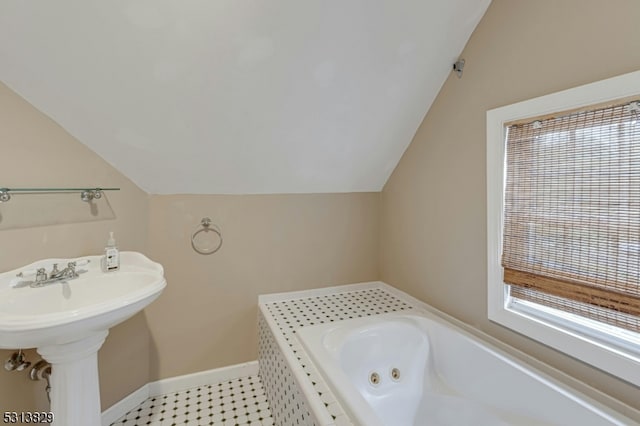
[102,231,120,272]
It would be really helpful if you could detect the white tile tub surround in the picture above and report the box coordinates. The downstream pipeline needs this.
[258,283,414,426]
[258,281,640,426]
[258,312,317,426]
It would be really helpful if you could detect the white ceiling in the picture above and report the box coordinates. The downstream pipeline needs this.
[0,0,490,194]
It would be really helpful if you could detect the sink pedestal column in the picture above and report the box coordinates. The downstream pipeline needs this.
[38,331,108,426]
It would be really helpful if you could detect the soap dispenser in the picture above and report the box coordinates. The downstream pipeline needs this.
[102,231,120,272]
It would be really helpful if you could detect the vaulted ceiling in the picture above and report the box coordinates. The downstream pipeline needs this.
[0,0,490,194]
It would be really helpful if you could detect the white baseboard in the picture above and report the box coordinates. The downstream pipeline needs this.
[148,360,258,395]
[101,385,149,426]
[101,360,259,426]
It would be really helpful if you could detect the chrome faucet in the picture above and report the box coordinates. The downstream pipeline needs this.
[49,264,61,279]
[49,262,78,280]
[18,260,89,288]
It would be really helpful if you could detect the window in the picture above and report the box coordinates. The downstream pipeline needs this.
[487,70,640,386]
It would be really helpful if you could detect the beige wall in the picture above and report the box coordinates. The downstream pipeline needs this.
[381,0,640,413]
[146,193,379,379]
[4,0,640,419]
[0,82,151,412]
[0,80,379,414]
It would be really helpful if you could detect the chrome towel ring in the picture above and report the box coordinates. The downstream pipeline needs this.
[191,217,223,255]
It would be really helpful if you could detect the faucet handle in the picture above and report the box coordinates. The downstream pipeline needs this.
[35,268,47,283]
[66,262,79,278]
[50,263,60,276]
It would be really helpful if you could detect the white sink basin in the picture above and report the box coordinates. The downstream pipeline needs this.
[0,251,166,426]
[0,251,165,349]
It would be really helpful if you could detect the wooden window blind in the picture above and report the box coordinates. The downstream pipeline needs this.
[502,100,640,333]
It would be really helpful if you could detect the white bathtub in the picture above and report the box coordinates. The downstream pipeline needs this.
[296,311,633,426]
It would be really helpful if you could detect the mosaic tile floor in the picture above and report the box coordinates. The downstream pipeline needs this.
[110,375,274,426]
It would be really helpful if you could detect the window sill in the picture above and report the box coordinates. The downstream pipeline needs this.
[488,290,640,387]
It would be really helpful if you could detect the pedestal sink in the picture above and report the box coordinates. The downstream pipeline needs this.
[0,251,166,426]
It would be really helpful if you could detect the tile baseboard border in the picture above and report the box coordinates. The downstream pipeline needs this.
[101,360,259,426]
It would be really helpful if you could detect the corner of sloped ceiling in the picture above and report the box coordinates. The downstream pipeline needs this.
[0,0,491,194]
[0,81,146,196]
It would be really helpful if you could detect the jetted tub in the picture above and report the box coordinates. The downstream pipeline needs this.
[296,311,633,426]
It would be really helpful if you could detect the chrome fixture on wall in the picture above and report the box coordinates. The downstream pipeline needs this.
[0,187,119,203]
[3,350,52,403]
[453,59,465,78]
[30,360,52,403]
[191,217,223,255]
[80,189,102,202]
[4,350,30,371]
